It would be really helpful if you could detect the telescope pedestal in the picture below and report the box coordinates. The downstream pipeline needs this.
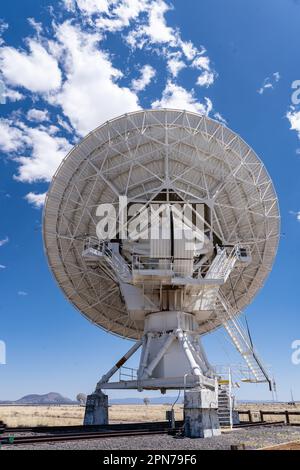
[184,387,221,438]
[83,390,108,425]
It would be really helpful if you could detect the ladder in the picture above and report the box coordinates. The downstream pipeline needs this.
[215,291,272,389]
[205,247,238,283]
[82,238,131,283]
[218,386,232,428]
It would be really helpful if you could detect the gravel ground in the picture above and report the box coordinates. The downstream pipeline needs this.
[2,425,300,450]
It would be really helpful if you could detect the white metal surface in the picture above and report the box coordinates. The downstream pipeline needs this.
[43,109,279,342]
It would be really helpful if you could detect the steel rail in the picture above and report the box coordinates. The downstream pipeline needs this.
[1,428,174,445]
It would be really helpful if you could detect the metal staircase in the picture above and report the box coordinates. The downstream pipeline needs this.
[82,238,131,283]
[218,386,232,428]
[216,291,272,389]
[205,247,237,282]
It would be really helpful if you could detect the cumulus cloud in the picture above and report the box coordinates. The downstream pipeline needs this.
[96,0,147,31]
[0,265,6,269]
[72,0,109,14]
[152,81,212,115]
[0,40,62,93]
[57,115,74,134]
[257,72,281,95]
[50,22,140,135]
[127,0,174,47]
[167,55,185,78]
[287,108,300,139]
[192,55,216,87]
[196,70,215,87]
[25,192,46,208]
[27,109,50,122]
[131,64,155,91]
[0,119,29,152]
[0,0,219,204]
[3,88,24,102]
[180,40,199,60]
[0,118,71,182]
[192,55,210,71]
[14,126,72,183]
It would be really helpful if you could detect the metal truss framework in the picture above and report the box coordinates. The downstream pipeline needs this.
[43,109,280,343]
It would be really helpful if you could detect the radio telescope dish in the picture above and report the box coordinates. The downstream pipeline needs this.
[44,109,279,340]
[44,109,280,433]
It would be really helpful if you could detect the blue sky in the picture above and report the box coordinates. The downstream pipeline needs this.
[0,0,300,402]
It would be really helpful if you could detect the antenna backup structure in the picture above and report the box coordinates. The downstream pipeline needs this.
[43,109,280,437]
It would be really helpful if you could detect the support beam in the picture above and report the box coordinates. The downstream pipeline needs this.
[177,329,202,376]
[97,340,142,389]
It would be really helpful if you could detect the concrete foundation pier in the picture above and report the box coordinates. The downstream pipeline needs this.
[83,390,108,425]
[184,387,221,438]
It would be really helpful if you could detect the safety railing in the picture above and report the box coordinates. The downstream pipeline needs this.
[119,366,138,382]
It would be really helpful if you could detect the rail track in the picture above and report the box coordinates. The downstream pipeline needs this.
[0,420,183,435]
[0,421,185,446]
[0,428,177,446]
[0,420,292,446]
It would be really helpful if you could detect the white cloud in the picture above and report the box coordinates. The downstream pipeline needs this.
[57,115,74,133]
[3,88,24,102]
[96,0,147,32]
[25,192,46,208]
[0,265,6,269]
[0,119,71,182]
[27,109,50,123]
[213,112,227,125]
[152,81,212,115]
[257,72,281,95]
[14,126,72,183]
[290,210,300,222]
[63,0,76,11]
[273,72,280,81]
[0,119,29,152]
[0,39,62,93]
[196,70,215,87]
[286,108,300,139]
[0,20,8,34]
[180,40,199,60]
[0,0,219,205]
[142,0,173,43]
[192,55,216,87]
[131,64,155,91]
[192,55,210,70]
[51,22,140,135]
[18,291,28,296]
[127,0,175,48]
[0,20,8,46]
[0,237,9,247]
[28,18,43,35]
[167,56,185,77]
[75,0,109,14]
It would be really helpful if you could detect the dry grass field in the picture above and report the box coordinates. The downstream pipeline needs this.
[0,404,184,427]
[237,402,300,424]
[0,402,299,427]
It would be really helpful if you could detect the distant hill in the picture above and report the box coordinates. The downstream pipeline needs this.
[0,392,75,405]
[0,393,181,405]
[0,393,294,406]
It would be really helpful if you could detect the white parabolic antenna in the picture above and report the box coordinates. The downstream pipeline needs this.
[43,109,280,395]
